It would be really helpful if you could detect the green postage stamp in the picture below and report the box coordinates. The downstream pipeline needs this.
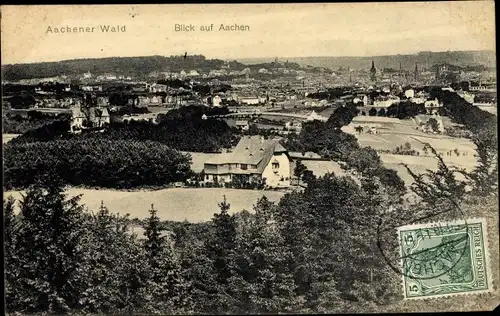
[398,218,492,299]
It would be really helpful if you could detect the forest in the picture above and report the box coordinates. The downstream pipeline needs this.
[4,106,236,189]
[3,83,498,313]
[3,138,193,190]
[4,139,498,314]
[1,55,246,81]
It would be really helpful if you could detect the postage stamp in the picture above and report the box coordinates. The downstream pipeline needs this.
[398,218,492,299]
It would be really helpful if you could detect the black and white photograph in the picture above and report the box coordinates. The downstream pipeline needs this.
[2,2,498,314]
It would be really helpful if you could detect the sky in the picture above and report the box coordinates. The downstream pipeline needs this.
[1,2,496,65]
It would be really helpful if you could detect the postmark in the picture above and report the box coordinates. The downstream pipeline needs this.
[397,218,492,299]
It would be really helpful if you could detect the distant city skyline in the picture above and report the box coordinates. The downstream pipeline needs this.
[2,49,496,66]
[1,2,495,65]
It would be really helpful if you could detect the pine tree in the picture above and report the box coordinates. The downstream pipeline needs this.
[144,204,164,270]
[78,201,144,313]
[403,143,470,219]
[204,195,238,313]
[12,177,88,313]
[4,196,20,312]
[143,204,187,314]
[469,128,498,196]
[247,196,298,313]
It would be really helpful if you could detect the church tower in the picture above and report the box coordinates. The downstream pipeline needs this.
[370,60,377,82]
[414,62,419,82]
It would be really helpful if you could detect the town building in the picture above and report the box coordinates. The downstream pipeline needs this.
[202,136,291,187]
[306,110,326,121]
[239,96,265,105]
[373,95,400,108]
[284,120,302,133]
[404,89,415,99]
[235,120,250,131]
[70,105,110,133]
[212,95,222,107]
[424,98,443,115]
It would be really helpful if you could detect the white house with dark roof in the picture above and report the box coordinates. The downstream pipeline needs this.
[203,136,291,187]
[70,105,110,133]
[235,120,250,131]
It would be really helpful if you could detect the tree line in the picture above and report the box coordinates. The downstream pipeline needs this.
[283,103,407,195]
[4,138,193,190]
[4,140,497,314]
[427,87,498,196]
[2,55,230,81]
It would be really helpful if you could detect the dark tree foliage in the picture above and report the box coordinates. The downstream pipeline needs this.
[3,112,70,134]
[427,117,439,132]
[427,88,498,196]
[10,119,71,144]
[143,205,187,313]
[4,151,496,314]
[4,138,192,190]
[11,105,237,152]
[210,196,237,286]
[327,103,358,128]
[386,101,426,119]
[294,160,307,179]
[2,55,227,81]
[7,92,37,109]
[5,177,89,313]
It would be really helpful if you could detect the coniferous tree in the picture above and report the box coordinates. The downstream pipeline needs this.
[78,201,146,314]
[469,128,498,196]
[4,196,20,312]
[204,195,238,313]
[12,176,88,313]
[247,197,298,313]
[143,204,187,314]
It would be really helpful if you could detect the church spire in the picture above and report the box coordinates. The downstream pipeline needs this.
[370,60,377,82]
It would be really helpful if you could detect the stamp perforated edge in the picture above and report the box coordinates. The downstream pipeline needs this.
[396,217,494,300]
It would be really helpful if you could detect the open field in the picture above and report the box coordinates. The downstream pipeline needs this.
[147,106,174,114]
[380,153,477,186]
[339,116,479,186]
[301,159,353,178]
[2,134,21,144]
[4,187,286,223]
[477,107,497,115]
[343,116,478,156]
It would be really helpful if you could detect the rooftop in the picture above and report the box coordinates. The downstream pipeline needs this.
[205,136,287,173]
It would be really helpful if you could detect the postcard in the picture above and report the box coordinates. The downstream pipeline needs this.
[2,2,497,314]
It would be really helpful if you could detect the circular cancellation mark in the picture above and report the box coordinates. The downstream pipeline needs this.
[375,202,472,281]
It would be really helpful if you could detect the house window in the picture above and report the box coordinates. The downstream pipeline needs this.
[272,162,280,169]
[241,164,248,170]
[206,175,210,180]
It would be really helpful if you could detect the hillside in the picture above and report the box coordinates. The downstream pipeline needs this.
[2,50,495,81]
[238,50,496,70]
[1,55,234,81]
